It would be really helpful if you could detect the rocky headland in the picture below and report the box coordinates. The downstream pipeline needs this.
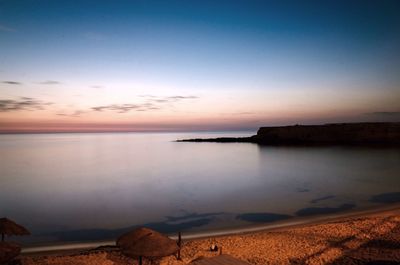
[177,122,400,145]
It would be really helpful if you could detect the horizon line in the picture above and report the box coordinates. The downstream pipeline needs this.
[1,121,399,135]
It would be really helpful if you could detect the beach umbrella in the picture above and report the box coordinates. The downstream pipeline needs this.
[0,218,30,242]
[0,242,21,264]
[117,227,179,265]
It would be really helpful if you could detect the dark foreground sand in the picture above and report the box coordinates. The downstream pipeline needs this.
[18,207,400,265]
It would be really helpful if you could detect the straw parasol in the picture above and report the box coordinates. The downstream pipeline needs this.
[0,218,30,242]
[0,242,21,264]
[117,227,179,265]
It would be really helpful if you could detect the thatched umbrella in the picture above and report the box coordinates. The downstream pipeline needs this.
[0,218,30,242]
[0,242,21,264]
[117,227,179,265]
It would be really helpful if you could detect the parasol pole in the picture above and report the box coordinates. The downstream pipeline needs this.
[177,231,182,260]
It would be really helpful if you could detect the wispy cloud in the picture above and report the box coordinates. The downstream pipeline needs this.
[167,96,199,100]
[236,112,256,115]
[141,95,199,104]
[365,111,400,116]
[140,95,198,100]
[57,110,85,117]
[38,80,61,85]
[153,99,170,103]
[0,24,16,32]
[92,103,155,113]
[2,81,22,85]
[90,85,103,88]
[91,95,199,114]
[219,111,256,116]
[0,97,52,112]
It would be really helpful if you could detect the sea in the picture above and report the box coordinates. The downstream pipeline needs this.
[1,132,399,246]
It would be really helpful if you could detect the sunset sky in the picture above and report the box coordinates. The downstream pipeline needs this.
[1,0,399,132]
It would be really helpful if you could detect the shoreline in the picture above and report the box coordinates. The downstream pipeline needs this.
[21,203,400,255]
[177,122,400,145]
[18,204,400,264]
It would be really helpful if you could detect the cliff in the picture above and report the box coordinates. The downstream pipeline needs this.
[253,123,400,145]
[177,122,400,145]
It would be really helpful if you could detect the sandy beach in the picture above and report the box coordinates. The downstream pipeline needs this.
[2,0,400,263]
[16,206,400,265]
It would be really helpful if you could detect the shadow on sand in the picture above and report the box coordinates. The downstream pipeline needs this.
[289,216,400,264]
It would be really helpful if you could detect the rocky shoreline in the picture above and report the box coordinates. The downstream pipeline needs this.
[177,122,400,145]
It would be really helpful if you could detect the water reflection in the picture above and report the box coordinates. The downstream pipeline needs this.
[295,204,356,217]
[369,192,400,204]
[310,195,336,204]
[0,133,399,244]
[256,145,400,214]
[41,212,221,242]
[236,213,291,223]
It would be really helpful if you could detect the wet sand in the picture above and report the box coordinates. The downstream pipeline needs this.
[18,206,400,265]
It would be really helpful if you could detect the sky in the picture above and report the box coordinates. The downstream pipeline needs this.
[0,0,399,132]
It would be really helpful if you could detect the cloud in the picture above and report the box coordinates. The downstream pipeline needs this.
[140,95,198,101]
[91,95,198,113]
[153,99,170,103]
[91,95,199,114]
[92,103,154,113]
[365,111,400,116]
[2,81,22,85]
[90,85,103,88]
[142,95,199,104]
[57,110,85,117]
[0,24,16,32]
[0,97,52,112]
[167,96,199,100]
[218,111,256,116]
[38,80,61,85]
[236,111,256,115]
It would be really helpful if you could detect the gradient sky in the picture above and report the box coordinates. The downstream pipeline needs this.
[1,0,399,132]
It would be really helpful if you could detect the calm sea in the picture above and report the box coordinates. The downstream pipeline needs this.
[1,132,399,245]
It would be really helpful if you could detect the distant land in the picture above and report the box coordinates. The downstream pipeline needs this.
[177,122,400,145]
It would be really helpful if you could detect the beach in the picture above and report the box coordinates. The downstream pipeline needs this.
[2,0,400,263]
[18,205,400,265]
